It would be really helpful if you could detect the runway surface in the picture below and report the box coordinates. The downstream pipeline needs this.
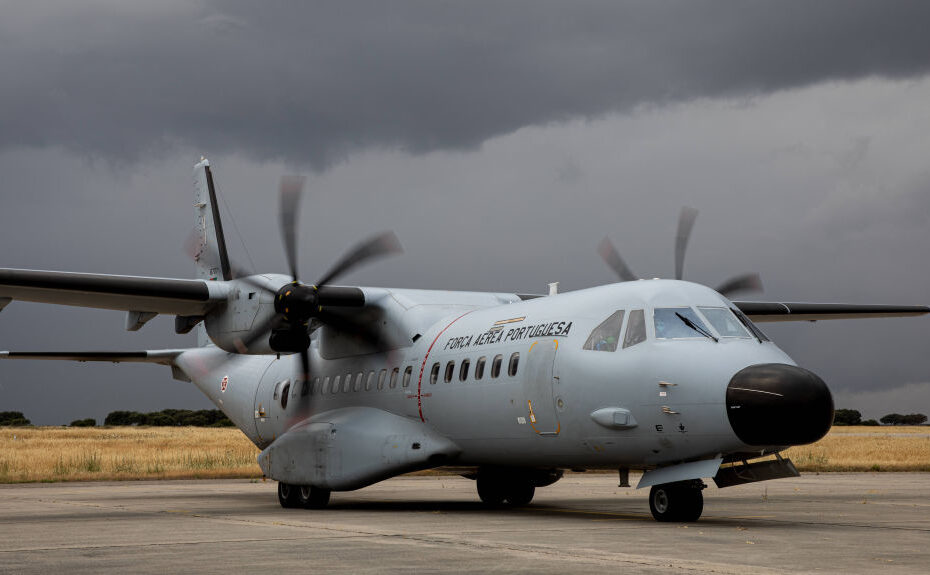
[1,473,928,574]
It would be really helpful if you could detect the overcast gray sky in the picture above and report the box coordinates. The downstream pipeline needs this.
[2,1,929,424]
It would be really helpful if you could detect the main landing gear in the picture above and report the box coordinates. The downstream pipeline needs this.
[648,480,705,522]
[278,482,331,509]
[475,468,562,507]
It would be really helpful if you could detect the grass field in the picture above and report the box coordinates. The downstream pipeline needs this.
[1,425,928,483]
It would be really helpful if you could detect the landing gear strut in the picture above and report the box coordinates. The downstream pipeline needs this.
[648,480,705,522]
[278,482,331,509]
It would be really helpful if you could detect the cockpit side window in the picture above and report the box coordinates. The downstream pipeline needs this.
[654,307,712,339]
[623,309,647,348]
[583,310,624,352]
[698,307,750,338]
[732,308,770,342]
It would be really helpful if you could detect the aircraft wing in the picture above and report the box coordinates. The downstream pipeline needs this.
[0,268,226,316]
[0,350,185,364]
[733,301,930,322]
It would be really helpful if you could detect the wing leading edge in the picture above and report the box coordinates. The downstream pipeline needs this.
[0,268,227,316]
[733,301,930,323]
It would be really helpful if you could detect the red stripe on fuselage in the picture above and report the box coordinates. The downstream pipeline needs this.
[417,311,472,422]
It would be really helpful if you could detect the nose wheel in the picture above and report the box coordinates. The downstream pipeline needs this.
[649,481,704,522]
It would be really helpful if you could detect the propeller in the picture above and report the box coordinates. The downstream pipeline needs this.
[598,207,763,298]
[193,176,402,412]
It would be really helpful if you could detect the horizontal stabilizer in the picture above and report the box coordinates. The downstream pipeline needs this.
[0,350,185,365]
[0,268,226,315]
[734,301,930,322]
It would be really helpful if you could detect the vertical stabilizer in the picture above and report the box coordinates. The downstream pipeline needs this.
[191,158,231,347]
[191,159,232,282]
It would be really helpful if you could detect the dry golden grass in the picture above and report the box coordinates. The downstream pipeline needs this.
[1,425,927,483]
[784,426,930,472]
[0,426,261,483]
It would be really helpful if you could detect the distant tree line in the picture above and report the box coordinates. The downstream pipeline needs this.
[0,411,31,426]
[103,409,234,427]
[0,409,233,427]
[833,409,927,426]
[878,413,928,426]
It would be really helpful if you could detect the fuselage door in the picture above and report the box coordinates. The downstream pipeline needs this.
[522,339,561,435]
[254,364,291,447]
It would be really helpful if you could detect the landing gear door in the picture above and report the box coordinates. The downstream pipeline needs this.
[522,339,561,435]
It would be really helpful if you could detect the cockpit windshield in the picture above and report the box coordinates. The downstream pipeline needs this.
[654,307,714,340]
[698,307,750,338]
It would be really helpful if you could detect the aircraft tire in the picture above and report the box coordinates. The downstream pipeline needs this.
[505,483,535,506]
[649,483,703,522]
[277,482,302,509]
[476,476,507,505]
[298,485,331,509]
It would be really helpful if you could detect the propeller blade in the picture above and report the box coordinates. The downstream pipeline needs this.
[715,273,764,298]
[314,231,403,289]
[675,206,699,280]
[298,348,310,383]
[316,309,385,350]
[279,175,306,281]
[597,236,638,282]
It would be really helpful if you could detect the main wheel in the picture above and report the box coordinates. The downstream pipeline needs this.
[505,483,535,506]
[297,485,331,509]
[277,482,301,509]
[649,483,704,522]
[477,475,507,505]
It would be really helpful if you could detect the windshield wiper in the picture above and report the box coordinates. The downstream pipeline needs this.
[675,312,718,342]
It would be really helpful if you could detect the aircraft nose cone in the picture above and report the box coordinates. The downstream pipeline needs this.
[726,363,834,446]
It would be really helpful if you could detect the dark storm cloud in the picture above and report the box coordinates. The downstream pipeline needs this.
[3,1,930,168]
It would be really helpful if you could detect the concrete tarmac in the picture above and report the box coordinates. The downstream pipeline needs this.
[0,473,927,574]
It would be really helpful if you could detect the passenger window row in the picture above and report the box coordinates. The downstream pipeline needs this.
[427,352,519,384]
[290,351,522,401]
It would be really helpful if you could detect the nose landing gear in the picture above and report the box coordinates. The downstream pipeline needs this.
[649,480,705,522]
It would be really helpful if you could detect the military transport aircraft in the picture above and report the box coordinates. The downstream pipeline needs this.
[1,159,927,521]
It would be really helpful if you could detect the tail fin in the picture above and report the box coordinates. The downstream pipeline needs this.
[190,158,231,347]
[191,158,232,282]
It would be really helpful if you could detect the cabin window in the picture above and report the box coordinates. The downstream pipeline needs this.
[332,375,341,394]
[365,371,375,391]
[583,310,624,351]
[300,379,310,397]
[403,366,413,387]
[377,369,387,390]
[698,307,750,338]
[430,362,440,385]
[459,359,470,382]
[354,372,364,392]
[475,356,486,380]
[311,377,320,395]
[272,380,287,400]
[444,361,455,383]
[654,307,712,339]
[508,353,520,376]
[344,373,354,392]
[491,354,503,378]
[322,376,331,394]
[390,367,399,389]
[280,383,290,409]
[623,309,647,348]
